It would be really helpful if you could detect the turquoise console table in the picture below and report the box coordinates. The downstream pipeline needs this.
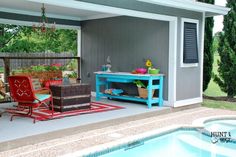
[95,72,164,108]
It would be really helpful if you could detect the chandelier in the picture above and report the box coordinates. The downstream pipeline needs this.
[32,3,56,33]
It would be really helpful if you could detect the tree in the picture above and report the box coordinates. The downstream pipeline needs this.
[212,32,220,54]
[198,0,215,91]
[0,25,77,55]
[214,0,236,98]
[0,24,22,49]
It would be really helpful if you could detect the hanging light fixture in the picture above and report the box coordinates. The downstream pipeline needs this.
[32,3,56,33]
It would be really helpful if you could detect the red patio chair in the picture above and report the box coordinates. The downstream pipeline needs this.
[8,76,54,123]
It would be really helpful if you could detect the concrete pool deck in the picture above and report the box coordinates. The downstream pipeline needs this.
[0,106,236,157]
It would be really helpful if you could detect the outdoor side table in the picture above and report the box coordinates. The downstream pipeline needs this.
[94,72,164,108]
[50,83,91,112]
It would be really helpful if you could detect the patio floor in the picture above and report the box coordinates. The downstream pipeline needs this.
[0,97,170,143]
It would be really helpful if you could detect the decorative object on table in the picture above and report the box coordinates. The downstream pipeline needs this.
[6,102,124,121]
[146,59,153,73]
[135,68,147,74]
[105,56,112,72]
[101,65,107,71]
[145,59,160,74]
[145,59,153,68]
[134,80,155,99]
[131,59,160,75]
[105,89,124,95]
[148,68,160,74]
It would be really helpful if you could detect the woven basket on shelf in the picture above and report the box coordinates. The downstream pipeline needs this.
[138,87,155,99]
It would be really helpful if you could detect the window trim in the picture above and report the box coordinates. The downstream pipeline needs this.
[180,18,199,68]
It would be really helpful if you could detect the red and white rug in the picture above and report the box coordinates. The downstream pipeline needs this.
[6,102,125,121]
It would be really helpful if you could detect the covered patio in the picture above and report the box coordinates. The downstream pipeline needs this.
[0,0,173,137]
[0,0,230,155]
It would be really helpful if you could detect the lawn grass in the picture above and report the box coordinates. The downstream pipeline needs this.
[204,80,226,97]
[202,53,236,111]
[204,53,227,97]
[202,99,236,111]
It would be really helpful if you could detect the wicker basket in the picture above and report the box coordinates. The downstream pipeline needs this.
[138,87,155,98]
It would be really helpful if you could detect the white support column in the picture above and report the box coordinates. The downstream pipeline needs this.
[200,12,206,100]
[77,29,81,57]
[166,19,178,107]
[77,29,82,79]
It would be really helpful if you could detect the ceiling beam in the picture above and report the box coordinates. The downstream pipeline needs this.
[0,7,81,21]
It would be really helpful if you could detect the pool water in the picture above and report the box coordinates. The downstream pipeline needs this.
[96,120,236,157]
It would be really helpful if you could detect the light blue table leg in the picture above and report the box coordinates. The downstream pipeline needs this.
[147,77,153,108]
[106,81,112,99]
[159,76,163,107]
[105,81,111,90]
[96,75,101,101]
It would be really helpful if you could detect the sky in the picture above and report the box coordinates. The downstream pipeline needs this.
[213,0,226,34]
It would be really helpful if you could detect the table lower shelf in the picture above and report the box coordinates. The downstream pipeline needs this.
[98,93,160,104]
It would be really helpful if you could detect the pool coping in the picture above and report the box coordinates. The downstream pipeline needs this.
[192,115,236,127]
[61,115,236,157]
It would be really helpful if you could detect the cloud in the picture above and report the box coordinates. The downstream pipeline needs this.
[213,0,226,34]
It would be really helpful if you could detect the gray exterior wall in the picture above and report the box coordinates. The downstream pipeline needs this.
[80,0,203,101]
[81,16,169,100]
[176,16,202,100]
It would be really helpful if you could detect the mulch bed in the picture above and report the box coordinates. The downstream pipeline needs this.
[203,95,236,102]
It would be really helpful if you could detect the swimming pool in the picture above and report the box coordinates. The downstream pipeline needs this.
[90,119,236,157]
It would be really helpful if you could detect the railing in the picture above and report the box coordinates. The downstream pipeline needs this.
[0,52,74,70]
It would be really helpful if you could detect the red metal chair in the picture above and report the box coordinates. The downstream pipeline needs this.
[8,76,54,123]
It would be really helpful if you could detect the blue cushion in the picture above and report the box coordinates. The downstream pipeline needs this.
[34,94,51,103]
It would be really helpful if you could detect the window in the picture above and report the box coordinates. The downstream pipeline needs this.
[181,18,199,67]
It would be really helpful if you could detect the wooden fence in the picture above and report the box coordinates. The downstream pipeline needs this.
[0,52,74,71]
[0,52,80,84]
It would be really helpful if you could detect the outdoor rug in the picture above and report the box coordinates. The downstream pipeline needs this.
[5,102,125,121]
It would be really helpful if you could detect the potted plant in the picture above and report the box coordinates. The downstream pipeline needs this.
[67,71,78,84]
[133,80,155,98]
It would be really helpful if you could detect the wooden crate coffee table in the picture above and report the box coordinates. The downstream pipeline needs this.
[50,83,91,112]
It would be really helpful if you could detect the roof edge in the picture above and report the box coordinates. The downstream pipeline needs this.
[137,0,230,16]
